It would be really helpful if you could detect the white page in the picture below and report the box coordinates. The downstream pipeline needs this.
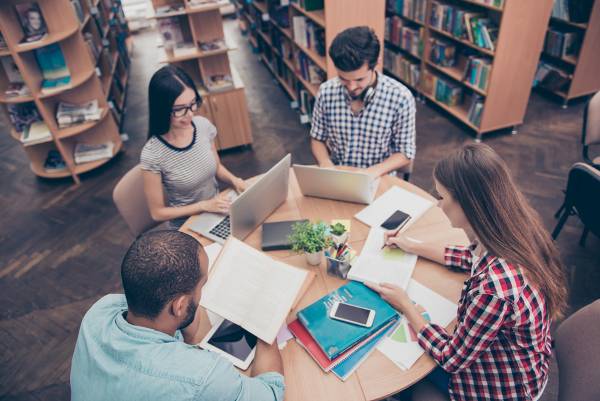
[355,186,434,228]
[347,227,417,289]
[202,243,223,326]
[200,238,308,344]
[377,279,458,370]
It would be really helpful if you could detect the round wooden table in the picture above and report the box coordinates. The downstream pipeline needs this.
[181,169,469,401]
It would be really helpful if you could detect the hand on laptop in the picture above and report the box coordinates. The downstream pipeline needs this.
[200,193,231,214]
[231,177,247,194]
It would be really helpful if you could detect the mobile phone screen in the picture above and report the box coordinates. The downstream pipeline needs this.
[334,303,372,325]
[380,210,411,230]
[208,320,257,360]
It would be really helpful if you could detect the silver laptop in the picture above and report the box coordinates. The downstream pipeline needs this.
[293,164,380,204]
[189,154,291,243]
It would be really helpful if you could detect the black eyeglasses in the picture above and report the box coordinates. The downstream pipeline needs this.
[171,99,200,118]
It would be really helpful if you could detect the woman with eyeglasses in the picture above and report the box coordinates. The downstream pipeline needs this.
[367,143,567,401]
[140,66,246,229]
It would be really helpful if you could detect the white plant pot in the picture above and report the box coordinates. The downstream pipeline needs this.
[331,232,348,246]
[305,250,323,266]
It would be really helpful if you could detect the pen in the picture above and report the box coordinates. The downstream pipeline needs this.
[380,218,411,250]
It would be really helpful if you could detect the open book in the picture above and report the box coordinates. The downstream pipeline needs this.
[200,237,314,344]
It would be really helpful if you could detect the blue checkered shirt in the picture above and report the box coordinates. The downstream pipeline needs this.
[310,73,416,168]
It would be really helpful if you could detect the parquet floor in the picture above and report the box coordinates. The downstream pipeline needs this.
[0,19,598,401]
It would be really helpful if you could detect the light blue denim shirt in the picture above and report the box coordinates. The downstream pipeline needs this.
[70,294,284,401]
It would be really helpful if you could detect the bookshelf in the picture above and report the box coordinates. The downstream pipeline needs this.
[535,0,600,107]
[383,0,555,140]
[150,0,252,150]
[0,0,131,183]
[233,0,385,123]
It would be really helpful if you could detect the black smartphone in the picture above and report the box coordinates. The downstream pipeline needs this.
[380,210,411,231]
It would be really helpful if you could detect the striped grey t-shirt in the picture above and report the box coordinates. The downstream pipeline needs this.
[140,116,218,228]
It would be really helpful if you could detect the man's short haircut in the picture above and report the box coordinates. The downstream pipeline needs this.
[121,230,203,318]
[329,26,381,72]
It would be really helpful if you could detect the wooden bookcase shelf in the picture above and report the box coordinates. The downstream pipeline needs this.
[535,0,600,106]
[384,0,554,139]
[150,0,253,150]
[234,0,385,122]
[0,0,131,184]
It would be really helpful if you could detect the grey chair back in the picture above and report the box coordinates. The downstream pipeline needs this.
[582,91,600,167]
[113,165,158,237]
[555,300,600,401]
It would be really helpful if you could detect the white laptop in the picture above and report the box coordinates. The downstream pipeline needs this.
[189,154,291,243]
[293,164,380,204]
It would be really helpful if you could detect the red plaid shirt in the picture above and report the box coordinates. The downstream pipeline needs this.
[417,244,552,401]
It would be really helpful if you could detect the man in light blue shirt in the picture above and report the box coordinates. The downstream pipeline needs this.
[70,230,284,401]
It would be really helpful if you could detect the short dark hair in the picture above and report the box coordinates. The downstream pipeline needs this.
[328,26,380,72]
[147,65,202,139]
[121,230,203,319]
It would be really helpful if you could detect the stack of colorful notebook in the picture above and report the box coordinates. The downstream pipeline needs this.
[288,281,399,381]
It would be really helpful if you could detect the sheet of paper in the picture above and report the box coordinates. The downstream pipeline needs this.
[355,186,434,229]
[276,324,294,350]
[347,227,417,289]
[203,243,224,326]
[377,279,458,370]
[200,238,308,344]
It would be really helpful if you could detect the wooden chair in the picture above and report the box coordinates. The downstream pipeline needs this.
[582,91,600,169]
[554,300,600,401]
[552,163,600,246]
[113,165,158,237]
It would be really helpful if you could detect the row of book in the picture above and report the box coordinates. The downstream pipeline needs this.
[466,94,484,127]
[430,1,499,51]
[288,281,399,381]
[385,17,424,58]
[296,51,326,86]
[297,83,315,120]
[534,61,571,93]
[552,0,594,24]
[384,49,421,88]
[463,56,492,92]
[43,141,115,172]
[422,71,463,107]
[292,16,326,57]
[543,28,581,60]
[429,37,456,67]
[386,0,428,23]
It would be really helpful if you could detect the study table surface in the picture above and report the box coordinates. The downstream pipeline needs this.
[180,169,469,401]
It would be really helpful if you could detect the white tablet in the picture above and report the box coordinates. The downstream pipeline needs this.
[199,317,257,370]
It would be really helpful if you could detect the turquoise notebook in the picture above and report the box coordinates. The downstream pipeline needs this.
[297,281,399,360]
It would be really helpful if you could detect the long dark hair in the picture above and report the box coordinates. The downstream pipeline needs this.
[434,143,567,319]
[147,65,201,139]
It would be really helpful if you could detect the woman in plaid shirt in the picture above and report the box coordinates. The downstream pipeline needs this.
[368,143,567,401]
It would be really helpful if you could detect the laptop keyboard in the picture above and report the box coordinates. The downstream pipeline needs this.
[208,216,231,240]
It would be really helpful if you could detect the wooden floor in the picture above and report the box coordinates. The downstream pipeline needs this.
[0,19,598,401]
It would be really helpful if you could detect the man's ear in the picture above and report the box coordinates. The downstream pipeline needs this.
[170,294,188,318]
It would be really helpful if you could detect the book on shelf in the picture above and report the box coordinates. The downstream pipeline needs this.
[386,0,428,23]
[534,62,571,93]
[296,52,325,85]
[429,37,456,67]
[386,16,424,58]
[1,56,25,84]
[7,102,42,133]
[155,4,185,16]
[552,0,594,24]
[200,237,315,344]
[466,94,484,127]
[56,99,104,128]
[298,86,315,118]
[296,281,399,360]
[71,0,85,23]
[15,2,48,43]
[74,141,115,164]
[422,70,463,106]
[34,43,72,94]
[205,74,234,92]
[84,32,102,64]
[171,42,197,57]
[299,0,324,12]
[463,55,492,92]
[44,149,67,172]
[544,27,581,60]
[5,83,32,98]
[292,16,326,57]
[384,49,420,88]
[198,38,227,52]
[20,120,52,145]
[157,17,185,50]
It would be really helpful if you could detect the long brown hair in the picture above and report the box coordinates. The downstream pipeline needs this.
[434,143,567,318]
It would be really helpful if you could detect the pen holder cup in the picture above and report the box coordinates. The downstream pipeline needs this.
[326,257,352,280]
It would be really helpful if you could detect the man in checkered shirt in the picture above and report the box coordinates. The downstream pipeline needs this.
[310,26,416,177]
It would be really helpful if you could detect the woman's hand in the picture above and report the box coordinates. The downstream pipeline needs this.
[231,177,247,194]
[365,282,413,313]
[383,231,422,253]
[199,193,231,214]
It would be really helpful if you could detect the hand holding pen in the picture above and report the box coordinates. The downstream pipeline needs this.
[381,229,423,252]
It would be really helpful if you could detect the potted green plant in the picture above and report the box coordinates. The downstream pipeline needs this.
[288,221,331,265]
[329,222,348,246]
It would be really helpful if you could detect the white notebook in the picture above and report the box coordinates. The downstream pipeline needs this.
[347,227,417,289]
[200,237,313,344]
[354,186,434,229]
